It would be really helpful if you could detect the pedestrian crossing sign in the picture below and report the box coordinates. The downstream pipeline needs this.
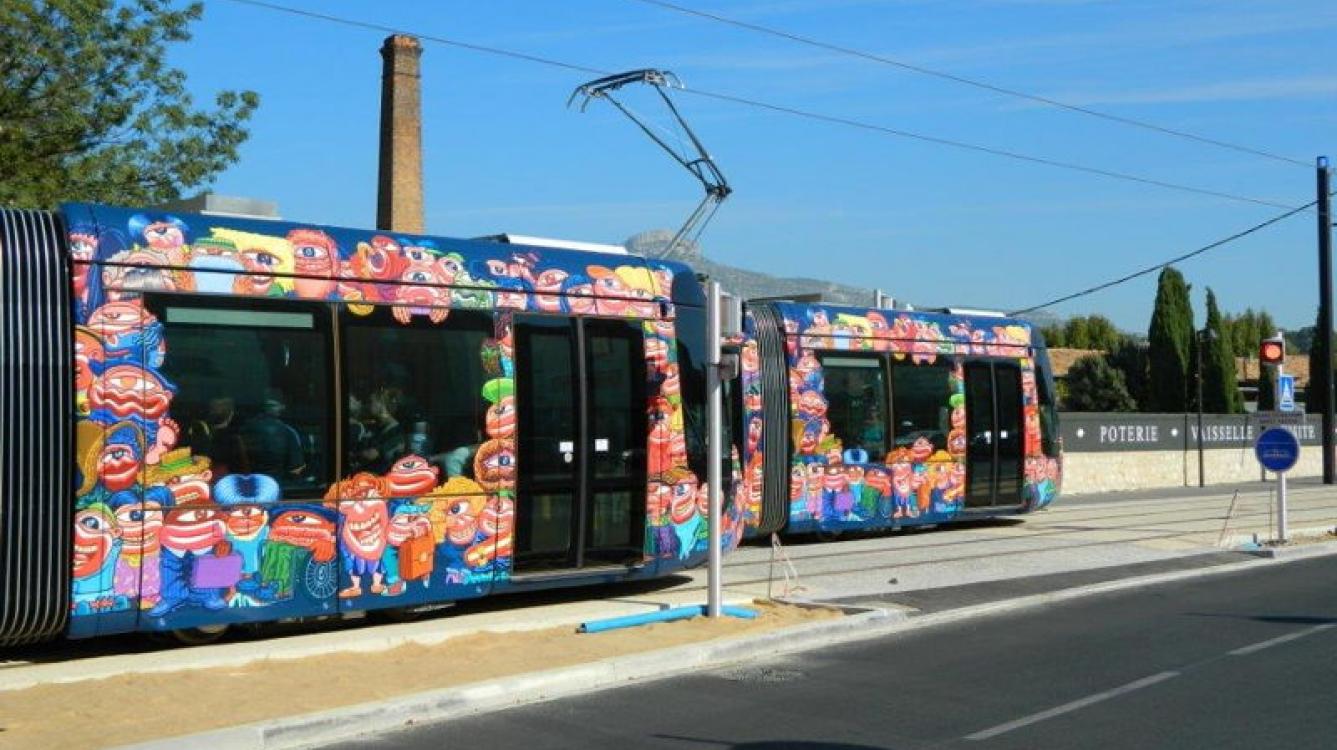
[1279,374,1296,412]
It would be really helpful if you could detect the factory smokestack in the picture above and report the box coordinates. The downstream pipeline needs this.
[377,34,424,233]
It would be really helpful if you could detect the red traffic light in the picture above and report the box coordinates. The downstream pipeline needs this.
[1260,339,1285,365]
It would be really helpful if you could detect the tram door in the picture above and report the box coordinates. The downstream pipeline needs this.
[964,362,1024,508]
[514,316,647,572]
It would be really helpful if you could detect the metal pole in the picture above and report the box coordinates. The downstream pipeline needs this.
[1275,362,1289,543]
[1318,156,1334,484]
[705,280,724,618]
[1277,472,1289,543]
[1197,332,1205,487]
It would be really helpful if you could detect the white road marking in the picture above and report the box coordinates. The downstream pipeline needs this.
[1229,622,1337,656]
[964,671,1180,741]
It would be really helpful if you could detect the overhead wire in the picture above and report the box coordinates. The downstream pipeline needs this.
[1009,194,1331,315]
[626,0,1312,170]
[218,0,1302,211]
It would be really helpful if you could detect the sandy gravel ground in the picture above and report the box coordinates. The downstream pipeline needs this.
[0,601,836,749]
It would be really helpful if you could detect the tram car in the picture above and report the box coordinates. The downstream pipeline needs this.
[732,302,1062,539]
[0,204,1060,646]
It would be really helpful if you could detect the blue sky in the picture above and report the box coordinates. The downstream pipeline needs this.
[176,0,1336,333]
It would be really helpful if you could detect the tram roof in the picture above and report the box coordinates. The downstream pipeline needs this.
[61,203,705,308]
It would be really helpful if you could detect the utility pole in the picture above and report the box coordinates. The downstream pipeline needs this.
[1319,157,1334,484]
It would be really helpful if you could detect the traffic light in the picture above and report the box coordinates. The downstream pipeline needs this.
[1260,335,1286,367]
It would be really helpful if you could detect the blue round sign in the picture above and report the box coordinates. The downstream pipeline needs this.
[1255,427,1300,473]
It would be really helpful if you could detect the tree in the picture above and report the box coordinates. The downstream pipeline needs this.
[1200,289,1241,413]
[1146,267,1194,412]
[1083,315,1122,352]
[1063,317,1091,349]
[1230,308,1258,358]
[1308,307,1333,415]
[0,1,258,208]
[1109,336,1149,410]
[1039,324,1066,348]
[1063,355,1137,412]
[1257,311,1278,345]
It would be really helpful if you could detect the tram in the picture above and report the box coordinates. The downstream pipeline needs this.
[0,204,1060,646]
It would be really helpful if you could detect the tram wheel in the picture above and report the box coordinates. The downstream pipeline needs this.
[170,624,229,646]
[814,528,843,543]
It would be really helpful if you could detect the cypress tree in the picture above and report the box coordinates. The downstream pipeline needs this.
[1256,310,1279,410]
[1147,267,1194,412]
[1308,307,1333,415]
[1257,311,1277,344]
[1201,289,1241,413]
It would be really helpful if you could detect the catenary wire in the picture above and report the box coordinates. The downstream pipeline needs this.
[1009,194,1331,315]
[627,0,1312,169]
[218,0,1302,211]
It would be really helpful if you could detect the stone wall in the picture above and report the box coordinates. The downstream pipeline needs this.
[1060,412,1330,495]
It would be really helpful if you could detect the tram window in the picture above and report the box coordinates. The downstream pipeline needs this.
[342,306,493,484]
[818,354,888,460]
[1036,365,1060,457]
[891,361,953,451]
[154,298,333,498]
[675,308,709,479]
[1031,341,1061,458]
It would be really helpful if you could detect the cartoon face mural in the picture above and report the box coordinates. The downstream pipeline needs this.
[777,303,1045,532]
[73,506,121,580]
[70,205,1059,640]
[96,425,144,492]
[287,228,340,298]
[485,396,516,440]
[385,455,440,498]
[64,209,681,631]
[272,506,333,547]
[444,494,486,546]
[338,496,389,597]
[88,364,172,424]
[474,439,516,492]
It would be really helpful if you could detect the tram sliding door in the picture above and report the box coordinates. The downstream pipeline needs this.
[513,316,646,572]
[964,361,1024,508]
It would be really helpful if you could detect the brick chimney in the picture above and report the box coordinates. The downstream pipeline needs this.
[377,34,424,233]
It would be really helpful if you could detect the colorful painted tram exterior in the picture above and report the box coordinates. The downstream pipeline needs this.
[731,302,1062,538]
[0,204,732,645]
[0,203,1061,646]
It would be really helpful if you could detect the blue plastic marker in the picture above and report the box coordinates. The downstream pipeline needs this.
[579,604,758,634]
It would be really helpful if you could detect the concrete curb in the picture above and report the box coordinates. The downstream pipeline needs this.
[112,542,1337,750]
[114,608,903,750]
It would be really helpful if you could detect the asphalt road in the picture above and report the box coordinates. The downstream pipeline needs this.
[336,554,1337,750]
